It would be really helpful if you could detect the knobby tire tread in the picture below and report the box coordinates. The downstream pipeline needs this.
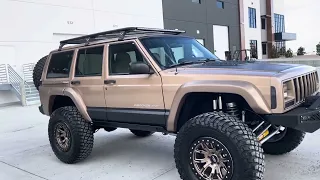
[174,112,265,180]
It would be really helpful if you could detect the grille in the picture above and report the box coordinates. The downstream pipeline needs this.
[293,71,319,103]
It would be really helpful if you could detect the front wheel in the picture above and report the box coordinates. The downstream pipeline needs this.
[262,127,305,155]
[174,112,265,180]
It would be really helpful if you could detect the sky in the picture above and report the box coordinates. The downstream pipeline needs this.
[284,0,319,53]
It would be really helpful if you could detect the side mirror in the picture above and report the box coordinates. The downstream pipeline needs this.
[129,62,153,74]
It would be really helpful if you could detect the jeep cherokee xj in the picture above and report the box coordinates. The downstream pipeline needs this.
[33,27,320,180]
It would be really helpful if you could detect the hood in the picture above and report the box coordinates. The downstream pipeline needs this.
[171,61,304,76]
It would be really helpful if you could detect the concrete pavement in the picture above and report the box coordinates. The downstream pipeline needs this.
[0,105,320,180]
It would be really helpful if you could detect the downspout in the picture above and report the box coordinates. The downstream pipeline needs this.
[238,0,246,61]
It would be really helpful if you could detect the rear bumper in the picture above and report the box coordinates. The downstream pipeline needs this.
[266,93,320,133]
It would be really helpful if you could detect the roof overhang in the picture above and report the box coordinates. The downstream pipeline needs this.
[274,32,297,42]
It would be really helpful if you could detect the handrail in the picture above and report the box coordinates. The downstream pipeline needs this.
[22,63,35,83]
[7,65,32,94]
[0,64,8,84]
[24,81,32,94]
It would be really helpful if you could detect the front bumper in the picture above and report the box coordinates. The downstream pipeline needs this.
[266,93,320,133]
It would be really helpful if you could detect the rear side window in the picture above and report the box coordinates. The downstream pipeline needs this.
[46,50,74,78]
[75,46,104,77]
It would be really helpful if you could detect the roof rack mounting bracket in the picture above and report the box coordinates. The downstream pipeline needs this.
[85,37,91,46]
[58,43,65,51]
[118,31,127,41]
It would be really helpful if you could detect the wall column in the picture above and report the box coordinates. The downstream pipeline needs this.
[266,0,274,58]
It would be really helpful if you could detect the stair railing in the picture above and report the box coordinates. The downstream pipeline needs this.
[7,64,32,106]
[0,64,8,84]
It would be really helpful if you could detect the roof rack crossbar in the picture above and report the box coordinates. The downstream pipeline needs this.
[58,27,185,50]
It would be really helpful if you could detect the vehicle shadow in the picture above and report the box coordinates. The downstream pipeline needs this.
[83,130,176,164]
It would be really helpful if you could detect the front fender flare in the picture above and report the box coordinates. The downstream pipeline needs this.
[166,80,271,132]
[63,87,92,122]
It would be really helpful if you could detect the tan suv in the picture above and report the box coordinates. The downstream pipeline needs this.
[33,27,320,180]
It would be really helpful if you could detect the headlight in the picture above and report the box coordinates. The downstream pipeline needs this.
[283,83,288,99]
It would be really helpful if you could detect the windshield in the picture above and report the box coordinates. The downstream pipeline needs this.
[140,36,220,69]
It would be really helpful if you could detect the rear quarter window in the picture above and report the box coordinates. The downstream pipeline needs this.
[46,50,74,79]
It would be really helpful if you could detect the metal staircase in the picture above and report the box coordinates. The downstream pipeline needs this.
[0,63,40,106]
[0,64,8,84]
[22,63,40,105]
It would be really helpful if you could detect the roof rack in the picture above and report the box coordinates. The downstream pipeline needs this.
[58,27,186,50]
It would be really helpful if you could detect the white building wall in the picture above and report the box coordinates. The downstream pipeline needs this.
[0,0,164,68]
[273,0,285,15]
[243,0,262,59]
[0,0,164,105]
[260,0,266,15]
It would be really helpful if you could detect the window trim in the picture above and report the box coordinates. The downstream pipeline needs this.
[45,49,76,80]
[73,45,105,78]
[106,40,157,76]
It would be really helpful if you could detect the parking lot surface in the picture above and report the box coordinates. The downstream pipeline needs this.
[0,105,320,180]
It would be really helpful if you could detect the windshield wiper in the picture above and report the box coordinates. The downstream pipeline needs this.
[199,58,220,62]
[168,61,205,68]
[167,58,220,69]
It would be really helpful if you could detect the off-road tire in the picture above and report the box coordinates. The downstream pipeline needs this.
[129,129,154,137]
[48,106,94,164]
[262,127,305,155]
[33,55,47,90]
[174,112,265,180]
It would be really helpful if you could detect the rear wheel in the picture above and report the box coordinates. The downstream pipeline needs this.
[262,127,305,155]
[48,106,94,164]
[174,112,265,180]
[130,129,154,137]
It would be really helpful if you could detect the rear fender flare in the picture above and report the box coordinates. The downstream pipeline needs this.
[166,80,271,132]
[63,87,92,122]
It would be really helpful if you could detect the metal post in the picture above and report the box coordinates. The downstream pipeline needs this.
[20,81,26,106]
[5,64,9,83]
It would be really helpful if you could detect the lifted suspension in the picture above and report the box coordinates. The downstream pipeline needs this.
[213,95,282,144]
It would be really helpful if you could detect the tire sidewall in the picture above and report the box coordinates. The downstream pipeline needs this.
[48,109,81,163]
[177,126,245,180]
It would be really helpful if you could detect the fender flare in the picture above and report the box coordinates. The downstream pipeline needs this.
[166,80,271,132]
[62,87,92,122]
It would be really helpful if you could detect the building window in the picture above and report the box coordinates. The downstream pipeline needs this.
[250,40,258,58]
[274,13,286,54]
[262,43,267,55]
[216,1,224,9]
[261,18,266,29]
[192,0,201,4]
[274,13,285,33]
[248,8,257,28]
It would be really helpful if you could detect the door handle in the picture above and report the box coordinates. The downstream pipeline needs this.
[104,80,116,85]
[71,81,81,85]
